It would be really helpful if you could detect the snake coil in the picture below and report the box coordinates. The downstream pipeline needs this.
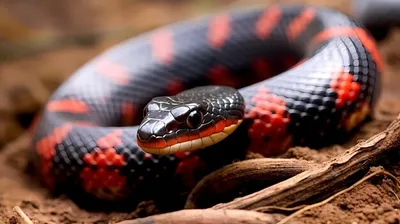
[31,4,382,201]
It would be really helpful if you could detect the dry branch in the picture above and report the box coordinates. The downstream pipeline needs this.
[212,114,400,210]
[185,158,315,209]
[116,209,283,224]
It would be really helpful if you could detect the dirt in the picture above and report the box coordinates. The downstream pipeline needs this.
[1,0,400,223]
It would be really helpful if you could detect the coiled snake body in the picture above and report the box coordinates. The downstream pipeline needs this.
[31,4,383,200]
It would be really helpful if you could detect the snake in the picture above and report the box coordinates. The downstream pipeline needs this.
[30,4,383,201]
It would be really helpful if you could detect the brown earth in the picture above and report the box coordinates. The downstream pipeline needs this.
[1,0,400,223]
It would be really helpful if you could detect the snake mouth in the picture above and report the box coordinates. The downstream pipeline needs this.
[138,120,242,155]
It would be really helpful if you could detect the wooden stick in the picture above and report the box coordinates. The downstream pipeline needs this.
[212,114,400,210]
[13,206,33,224]
[185,158,315,209]
[116,209,283,224]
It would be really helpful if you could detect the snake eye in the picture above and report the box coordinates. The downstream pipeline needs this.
[186,110,203,129]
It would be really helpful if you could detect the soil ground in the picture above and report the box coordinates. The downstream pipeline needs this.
[1,0,400,223]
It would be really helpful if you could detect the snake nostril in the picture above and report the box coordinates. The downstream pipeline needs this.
[166,121,179,134]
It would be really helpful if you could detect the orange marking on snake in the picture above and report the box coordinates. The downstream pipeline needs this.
[83,148,125,167]
[208,65,239,87]
[96,59,130,85]
[121,101,136,125]
[245,88,292,156]
[174,151,190,159]
[36,123,73,160]
[199,124,215,138]
[80,147,126,198]
[175,155,206,188]
[35,123,73,189]
[155,139,167,148]
[80,167,127,199]
[40,161,55,190]
[46,99,90,113]
[209,65,228,83]
[165,137,178,147]
[252,57,272,80]
[137,140,155,149]
[138,119,237,149]
[255,4,282,39]
[287,8,316,41]
[167,79,185,95]
[312,27,384,73]
[208,14,231,49]
[330,70,361,108]
[177,133,189,143]
[96,130,123,149]
[150,29,174,64]
[215,120,225,133]
[188,132,199,141]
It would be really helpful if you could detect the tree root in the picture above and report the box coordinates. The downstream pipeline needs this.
[185,158,315,209]
[213,114,400,209]
[116,209,283,224]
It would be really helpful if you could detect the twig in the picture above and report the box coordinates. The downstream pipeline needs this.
[13,206,33,224]
[115,209,283,224]
[185,158,315,209]
[278,169,400,224]
[213,113,400,210]
[388,187,400,201]
[251,205,306,213]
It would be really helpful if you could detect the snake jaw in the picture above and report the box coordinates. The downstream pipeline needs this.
[138,120,242,155]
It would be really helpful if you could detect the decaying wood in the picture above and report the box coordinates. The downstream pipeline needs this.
[116,209,283,224]
[212,114,400,210]
[185,158,315,209]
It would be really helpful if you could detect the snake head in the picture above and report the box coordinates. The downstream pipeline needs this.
[136,86,244,155]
